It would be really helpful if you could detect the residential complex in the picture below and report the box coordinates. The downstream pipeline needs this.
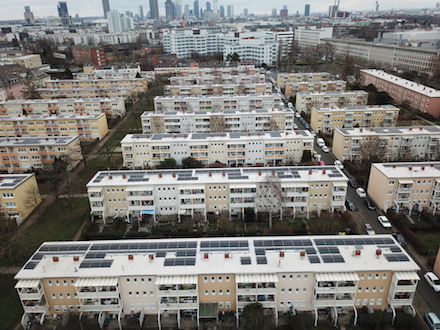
[360,70,440,117]
[310,105,399,133]
[284,80,347,99]
[0,54,43,69]
[153,65,261,76]
[296,91,369,114]
[0,173,41,225]
[0,98,126,118]
[169,74,265,85]
[332,126,440,161]
[367,162,440,214]
[0,135,82,172]
[121,131,314,168]
[0,114,108,140]
[36,86,140,99]
[43,78,148,93]
[164,82,272,96]
[141,109,295,134]
[276,72,331,89]
[153,94,283,112]
[14,235,419,328]
[74,66,155,82]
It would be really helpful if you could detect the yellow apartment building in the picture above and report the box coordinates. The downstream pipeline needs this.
[284,80,346,99]
[276,72,331,89]
[164,83,272,96]
[296,91,369,114]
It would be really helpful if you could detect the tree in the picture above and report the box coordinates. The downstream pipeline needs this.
[182,157,203,168]
[240,303,271,330]
[226,52,240,62]
[341,53,356,80]
[158,158,178,169]
[301,46,319,71]
[24,185,42,214]
[257,173,285,228]
[301,150,312,163]
[100,144,115,168]
[358,138,387,165]
[22,81,41,100]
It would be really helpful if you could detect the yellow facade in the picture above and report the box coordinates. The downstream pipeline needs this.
[276,72,331,89]
[198,274,236,311]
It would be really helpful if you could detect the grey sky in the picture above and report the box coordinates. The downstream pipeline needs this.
[0,0,431,21]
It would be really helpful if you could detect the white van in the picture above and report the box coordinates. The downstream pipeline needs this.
[424,312,440,330]
[316,138,325,147]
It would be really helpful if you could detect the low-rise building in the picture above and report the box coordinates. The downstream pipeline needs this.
[0,114,108,140]
[295,27,333,49]
[360,70,440,117]
[169,74,266,85]
[310,105,399,134]
[332,126,440,161]
[153,65,261,76]
[296,91,369,114]
[284,80,347,99]
[0,98,126,118]
[121,131,314,168]
[276,72,331,89]
[71,45,107,68]
[0,54,43,69]
[164,82,272,97]
[367,162,440,214]
[153,94,283,112]
[141,109,295,134]
[36,86,138,99]
[43,78,148,93]
[0,173,41,225]
[14,234,419,328]
[0,135,82,172]
[74,65,155,82]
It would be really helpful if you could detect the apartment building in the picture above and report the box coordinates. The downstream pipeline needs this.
[0,54,43,69]
[71,45,107,68]
[332,126,440,161]
[0,114,108,140]
[14,235,419,328]
[0,173,41,225]
[43,78,148,93]
[294,27,333,49]
[0,98,126,118]
[153,65,261,76]
[284,80,347,99]
[310,105,399,134]
[74,66,155,82]
[164,82,272,96]
[169,74,265,85]
[296,91,369,114]
[36,86,138,99]
[141,109,295,134]
[0,135,82,172]
[121,131,314,168]
[360,70,440,117]
[276,72,331,89]
[153,94,283,112]
[367,162,440,215]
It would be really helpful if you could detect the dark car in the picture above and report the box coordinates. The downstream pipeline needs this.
[348,177,359,188]
[362,197,376,210]
[392,232,406,247]
[345,198,357,211]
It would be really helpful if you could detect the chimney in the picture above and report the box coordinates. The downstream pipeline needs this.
[224,253,230,259]
[408,167,412,171]
[353,249,361,256]
[73,256,79,262]
[279,251,285,258]
[375,249,382,257]
[122,174,126,179]
[172,173,176,177]
[322,170,326,174]
[109,175,113,179]
[392,165,396,168]
[128,255,134,260]
[204,253,209,259]
[421,166,425,171]
[149,254,154,260]
[309,170,312,175]
[159,173,162,178]
[300,251,306,257]
[53,257,59,262]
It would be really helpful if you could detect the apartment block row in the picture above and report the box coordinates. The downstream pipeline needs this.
[310,105,400,133]
[36,86,140,99]
[368,162,440,215]
[14,235,419,328]
[295,91,369,114]
[141,109,295,134]
[87,166,347,222]
[43,78,148,92]
[164,82,272,97]
[284,80,347,99]
[153,94,283,112]
[360,69,440,117]
[74,65,155,82]
[0,135,82,172]
[332,126,440,161]
[0,98,126,118]
[169,74,266,86]
[0,173,41,225]
[153,65,261,76]
[276,72,331,89]
[0,114,108,140]
[121,131,314,169]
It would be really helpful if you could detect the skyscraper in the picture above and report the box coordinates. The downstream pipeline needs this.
[206,1,211,10]
[57,2,69,17]
[23,6,36,25]
[219,5,225,17]
[194,0,200,17]
[107,10,122,32]
[304,4,310,16]
[227,5,234,18]
[139,5,144,21]
[149,0,159,19]
[165,0,176,20]
[102,0,110,18]
[243,8,248,17]
[184,4,190,17]
[272,8,277,16]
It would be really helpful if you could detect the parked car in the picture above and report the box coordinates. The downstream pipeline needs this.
[334,160,344,170]
[304,123,311,129]
[392,232,406,247]
[318,160,325,166]
[378,215,392,228]
[295,112,301,118]
[348,177,359,188]
[345,198,357,211]
[293,124,299,129]
[424,272,440,293]
[424,312,440,330]
[355,187,367,198]
[364,223,375,235]
[316,138,325,147]
[363,197,376,210]
[321,145,330,153]
[310,130,317,137]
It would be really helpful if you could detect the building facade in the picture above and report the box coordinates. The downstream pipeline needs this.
[141,109,295,134]
[276,72,331,89]
[310,105,399,133]
[121,131,314,168]
[284,80,347,99]
[367,162,440,214]
[294,27,333,49]
[169,74,265,85]
[164,82,272,96]
[14,235,419,328]
[71,46,107,68]
[332,126,440,161]
[295,91,369,114]
[43,78,147,93]
[360,70,440,117]
[154,65,261,76]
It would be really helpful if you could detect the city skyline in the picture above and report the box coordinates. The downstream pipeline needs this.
[0,0,435,21]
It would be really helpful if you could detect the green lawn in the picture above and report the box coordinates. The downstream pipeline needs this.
[418,232,440,252]
[0,274,22,330]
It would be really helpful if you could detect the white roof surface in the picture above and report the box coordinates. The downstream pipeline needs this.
[373,162,440,179]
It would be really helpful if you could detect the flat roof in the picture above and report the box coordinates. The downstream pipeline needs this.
[361,70,440,97]
[166,82,271,88]
[0,97,123,105]
[14,235,419,280]
[0,113,104,120]
[372,162,440,179]
[0,173,35,190]
[278,72,330,76]
[336,126,440,136]
[286,80,346,85]
[47,78,146,83]
[141,108,294,117]
[0,135,79,147]
[313,104,399,112]
[154,93,280,101]
[297,90,368,96]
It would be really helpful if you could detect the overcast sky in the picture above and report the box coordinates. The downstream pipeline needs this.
[0,0,432,21]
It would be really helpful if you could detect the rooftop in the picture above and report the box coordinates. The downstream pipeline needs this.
[0,113,104,120]
[0,135,79,147]
[0,173,35,190]
[372,162,440,179]
[154,93,280,101]
[313,104,399,112]
[0,97,123,105]
[298,90,368,96]
[141,108,294,117]
[336,126,440,136]
[285,80,346,85]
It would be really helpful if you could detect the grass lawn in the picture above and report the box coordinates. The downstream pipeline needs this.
[418,232,440,252]
[0,274,22,330]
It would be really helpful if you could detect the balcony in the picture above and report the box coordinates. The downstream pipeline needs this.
[397,184,413,193]
[18,290,44,300]
[23,304,49,313]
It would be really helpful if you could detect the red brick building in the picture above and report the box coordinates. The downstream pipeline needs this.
[71,46,107,68]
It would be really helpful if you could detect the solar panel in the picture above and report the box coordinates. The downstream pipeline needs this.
[321,255,345,263]
[79,260,113,268]
[379,245,401,253]
[176,250,197,257]
[308,255,320,263]
[85,252,106,259]
[163,258,196,266]
[156,251,166,258]
[256,257,267,264]
[241,257,252,265]
[24,262,39,269]
[318,246,340,254]
[384,254,409,262]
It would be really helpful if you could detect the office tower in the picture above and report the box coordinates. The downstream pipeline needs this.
[206,1,211,10]
[102,0,110,18]
[149,0,160,19]
[212,0,218,15]
[139,5,144,20]
[328,0,339,17]
[194,0,200,17]
[243,8,248,17]
[219,5,225,17]
[57,1,69,17]
[23,6,36,25]
[174,0,182,18]
[272,8,277,16]
[165,0,176,19]
[304,4,310,16]
[184,4,190,17]
[375,1,379,12]
[227,5,234,17]
[107,10,122,32]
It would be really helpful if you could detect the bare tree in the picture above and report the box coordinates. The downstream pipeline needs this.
[358,138,387,164]
[100,144,115,168]
[24,186,42,214]
[210,115,226,132]
[256,173,285,228]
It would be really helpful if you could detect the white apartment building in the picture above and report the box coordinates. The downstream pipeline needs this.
[273,30,295,61]
[121,131,314,168]
[294,27,333,49]
[15,235,419,329]
[0,98,126,118]
[141,109,295,134]
[367,162,440,214]
[332,126,440,161]
[73,66,155,82]
[310,105,400,134]
[87,166,347,222]
[169,74,265,85]
[153,65,261,76]
[284,80,347,99]
[153,94,283,112]
[295,91,369,114]
[164,82,272,96]
[276,72,331,89]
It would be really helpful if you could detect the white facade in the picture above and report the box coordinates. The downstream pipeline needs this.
[295,27,333,49]
[296,91,369,113]
[169,74,265,85]
[164,82,272,96]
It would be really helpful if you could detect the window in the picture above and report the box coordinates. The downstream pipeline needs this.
[382,273,388,279]
[226,276,230,282]
[226,289,230,295]
[2,193,13,198]
[204,290,208,296]
[225,301,231,308]
[211,290,216,295]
